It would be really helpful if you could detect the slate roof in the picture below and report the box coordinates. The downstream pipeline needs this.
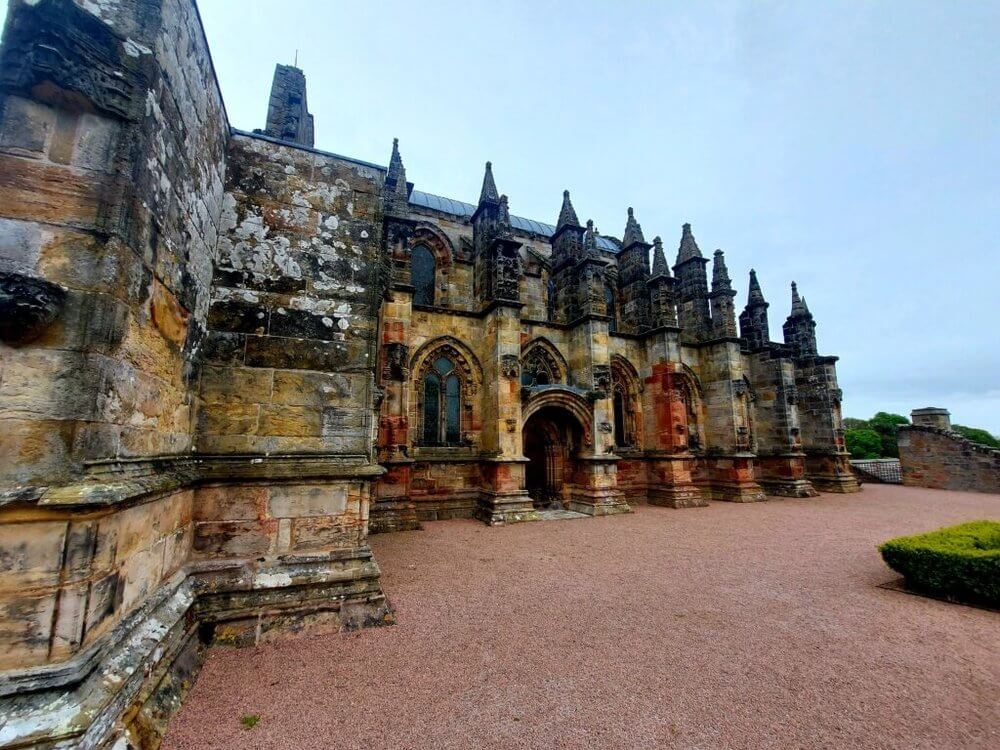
[410,190,621,253]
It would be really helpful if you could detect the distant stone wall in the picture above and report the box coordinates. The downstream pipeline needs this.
[898,425,1000,494]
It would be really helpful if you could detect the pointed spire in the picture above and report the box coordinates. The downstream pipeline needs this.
[584,219,596,250]
[556,189,580,230]
[783,281,817,356]
[479,161,500,205]
[386,138,408,198]
[790,281,811,317]
[747,269,766,306]
[651,236,669,277]
[675,222,704,264]
[622,206,646,247]
[712,249,732,291]
[388,137,404,178]
[740,270,770,349]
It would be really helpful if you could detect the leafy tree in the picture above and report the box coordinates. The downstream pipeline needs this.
[845,428,883,459]
[843,417,870,430]
[868,412,909,457]
[951,424,1000,448]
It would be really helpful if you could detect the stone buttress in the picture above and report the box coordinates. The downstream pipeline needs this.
[0,3,391,747]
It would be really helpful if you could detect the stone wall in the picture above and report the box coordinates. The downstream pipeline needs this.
[1,0,227,487]
[0,0,230,744]
[0,2,391,747]
[200,132,382,457]
[1,0,224,663]
[899,425,1000,494]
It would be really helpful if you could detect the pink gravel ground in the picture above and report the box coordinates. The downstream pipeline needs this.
[163,485,999,750]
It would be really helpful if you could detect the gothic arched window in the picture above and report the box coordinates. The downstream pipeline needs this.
[422,356,461,444]
[412,244,435,306]
[613,387,630,447]
[604,283,617,333]
[610,355,640,449]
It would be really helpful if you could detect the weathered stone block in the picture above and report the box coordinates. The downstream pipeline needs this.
[0,520,66,590]
[199,365,273,405]
[244,334,359,372]
[258,405,322,437]
[0,95,53,157]
[0,591,55,670]
[193,520,275,557]
[197,402,260,436]
[195,485,268,522]
[268,484,348,518]
[291,517,357,551]
[271,370,354,406]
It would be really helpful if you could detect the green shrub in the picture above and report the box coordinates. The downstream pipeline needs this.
[879,520,1000,606]
[952,424,1000,448]
[845,428,883,459]
[869,412,910,458]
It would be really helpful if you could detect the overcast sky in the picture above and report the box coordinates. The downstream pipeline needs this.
[202,0,998,434]
[17,1,1000,431]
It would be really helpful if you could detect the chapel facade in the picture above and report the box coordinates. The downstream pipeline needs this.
[370,100,860,532]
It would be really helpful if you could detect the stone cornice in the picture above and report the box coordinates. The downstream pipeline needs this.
[2,454,385,510]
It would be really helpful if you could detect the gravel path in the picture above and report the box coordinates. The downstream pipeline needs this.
[164,485,999,749]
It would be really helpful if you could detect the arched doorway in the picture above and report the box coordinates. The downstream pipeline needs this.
[522,406,584,510]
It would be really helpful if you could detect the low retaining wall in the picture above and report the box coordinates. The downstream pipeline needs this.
[898,425,1000,494]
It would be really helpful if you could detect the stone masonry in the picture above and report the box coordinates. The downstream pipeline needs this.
[899,408,1000,494]
[0,1,858,746]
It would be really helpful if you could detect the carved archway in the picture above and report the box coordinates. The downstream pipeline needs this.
[520,337,569,387]
[522,387,593,450]
[410,224,454,266]
[669,365,705,450]
[522,406,584,510]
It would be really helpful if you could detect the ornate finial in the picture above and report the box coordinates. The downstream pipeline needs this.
[584,219,596,250]
[712,249,732,290]
[676,222,703,264]
[556,189,580,230]
[499,194,511,226]
[623,206,645,247]
[651,236,669,277]
[385,137,408,203]
[479,161,499,204]
[747,269,766,305]
[790,282,810,316]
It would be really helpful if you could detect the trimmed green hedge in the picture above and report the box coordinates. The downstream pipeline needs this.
[879,520,1000,607]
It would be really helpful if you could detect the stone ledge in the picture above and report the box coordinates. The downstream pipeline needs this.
[0,547,392,749]
[1,453,385,510]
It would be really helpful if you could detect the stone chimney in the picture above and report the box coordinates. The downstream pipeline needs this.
[910,407,951,430]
